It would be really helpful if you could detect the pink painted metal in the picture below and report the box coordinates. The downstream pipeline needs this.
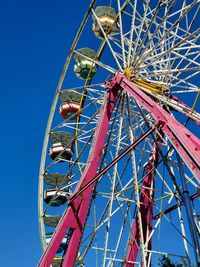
[125,141,161,267]
[106,74,200,180]
[38,88,119,267]
[170,95,200,126]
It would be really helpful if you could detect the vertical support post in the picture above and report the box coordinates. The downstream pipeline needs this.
[176,153,200,266]
[125,139,161,267]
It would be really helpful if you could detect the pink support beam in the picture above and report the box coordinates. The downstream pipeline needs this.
[105,74,200,181]
[169,95,200,126]
[125,141,161,267]
[38,88,119,267]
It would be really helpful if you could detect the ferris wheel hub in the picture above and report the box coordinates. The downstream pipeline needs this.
[123,67,165,95]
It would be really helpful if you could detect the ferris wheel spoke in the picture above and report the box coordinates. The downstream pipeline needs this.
[80,201,111,259]
[113,203,140,264]
[185,174,200,188]
[102,99,125,267]
[132,0,178,67]
[164,0,186,65]
[158,27,199,61]
[127,98,150,135]
[108,35,129,58]
[151,183,193,252]
[117,0,127,68]
[127,0,137,66]
[169,52,200,88]
[144,30,165,74]
[73,49,117,74]
[91,9,123,71]
[124,5,164,72]
[148,48,199,70]
[130,0,150,62]
[170,49,200,85]
[130,136,148,266]
[133,0,175,65]
[135,2,199,70]
[143,66,200,77]
[148,47,200,71]
[107,211,129,266]
[167,71,199,93]
[169,3,200,69]
[81,200,126,257]
[137,30,200,76]
[61,82,105,92]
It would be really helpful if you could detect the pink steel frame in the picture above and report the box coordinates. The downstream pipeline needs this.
[38,74,200,267]
[125,141,161,267]
[107,74,200,180]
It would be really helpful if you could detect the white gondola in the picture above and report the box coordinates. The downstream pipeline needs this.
[49,132,74,161]
[92,6,117,39]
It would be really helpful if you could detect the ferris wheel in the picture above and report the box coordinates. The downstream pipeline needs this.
[38,0,200,266]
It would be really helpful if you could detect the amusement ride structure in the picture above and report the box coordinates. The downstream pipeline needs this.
[38,0,200,266]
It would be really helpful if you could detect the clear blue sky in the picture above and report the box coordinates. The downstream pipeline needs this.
[0,1,89,266]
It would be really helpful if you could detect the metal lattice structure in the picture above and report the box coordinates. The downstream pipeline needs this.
[38,1,200,266]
